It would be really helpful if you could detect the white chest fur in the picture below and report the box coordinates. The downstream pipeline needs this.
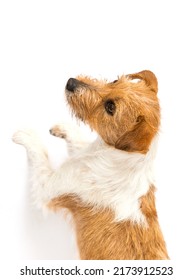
[51,135,158,224]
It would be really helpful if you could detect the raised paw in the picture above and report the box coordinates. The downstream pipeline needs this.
[49,122,93,147]
[49,124,67,139]
[12,129,41,148]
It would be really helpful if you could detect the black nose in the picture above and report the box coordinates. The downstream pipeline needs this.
[66,78,79,92]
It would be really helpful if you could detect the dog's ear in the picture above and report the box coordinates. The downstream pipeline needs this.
[126,70,158,94]
[115,117,155,153]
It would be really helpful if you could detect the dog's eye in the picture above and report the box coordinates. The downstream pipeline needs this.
[113,79,118,83]
[104,100,116,116]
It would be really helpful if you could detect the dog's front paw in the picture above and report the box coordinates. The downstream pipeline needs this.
[49,124,67,139]
[12,129,40,148]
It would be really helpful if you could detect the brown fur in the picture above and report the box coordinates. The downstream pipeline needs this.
[48,186,169,260]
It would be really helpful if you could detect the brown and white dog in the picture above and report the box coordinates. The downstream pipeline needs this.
[13,70,169,260]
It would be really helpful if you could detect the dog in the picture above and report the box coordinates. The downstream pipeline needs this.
[12,70,169,260]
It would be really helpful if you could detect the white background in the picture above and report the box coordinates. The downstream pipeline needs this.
[0,0,192,272]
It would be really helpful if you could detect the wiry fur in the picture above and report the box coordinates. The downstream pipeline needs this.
[12,70,169,259]
[48,187,168,260]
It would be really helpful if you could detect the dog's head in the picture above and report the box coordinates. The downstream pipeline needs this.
[65,70,160,153]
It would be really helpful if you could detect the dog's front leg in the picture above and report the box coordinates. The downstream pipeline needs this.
[49,122,93,156]
[12,129,60,208]
[12,129,91,208]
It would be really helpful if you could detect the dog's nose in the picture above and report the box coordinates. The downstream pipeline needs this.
[66,78,79,92]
